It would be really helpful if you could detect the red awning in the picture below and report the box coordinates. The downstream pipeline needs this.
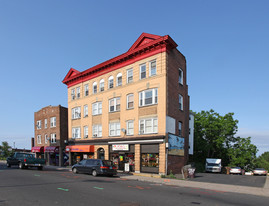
[45,146,59,153]
[31,146,44,153]
[65,145,94,153]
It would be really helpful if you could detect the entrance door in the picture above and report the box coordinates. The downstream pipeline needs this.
[97,148,104,160]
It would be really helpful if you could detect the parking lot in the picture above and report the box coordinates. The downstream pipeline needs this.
[189,172,267,188]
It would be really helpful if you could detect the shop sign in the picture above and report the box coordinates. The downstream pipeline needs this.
[112,144,129,151]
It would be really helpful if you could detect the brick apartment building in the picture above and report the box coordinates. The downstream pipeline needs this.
[32,105,68,166]
[62,33,190,174]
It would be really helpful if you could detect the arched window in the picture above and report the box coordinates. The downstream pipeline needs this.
[99,79,104,92]
[108,76,114,89]
[92,82,97,94]
[116,73,122,86]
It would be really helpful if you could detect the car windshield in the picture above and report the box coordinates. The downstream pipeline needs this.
[102,160,113,166]
[17,153,34,158]
[255,168,265,170]
[207,163,219,166]
[231,167,241,169]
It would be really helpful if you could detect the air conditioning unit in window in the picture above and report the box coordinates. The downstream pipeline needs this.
[93,134,97,137]
[85,135,88,138]
[140,130,144,134]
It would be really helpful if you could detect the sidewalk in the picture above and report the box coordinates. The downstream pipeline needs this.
[124,173,269,197]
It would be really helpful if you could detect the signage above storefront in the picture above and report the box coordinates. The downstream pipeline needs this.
[112,144,129,151]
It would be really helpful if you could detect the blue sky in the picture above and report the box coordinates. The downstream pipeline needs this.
[0,1,268,156]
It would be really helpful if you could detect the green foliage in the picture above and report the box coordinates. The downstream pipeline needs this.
[168,170,176,179]
[0,141,12,158]
[254,152,269,171]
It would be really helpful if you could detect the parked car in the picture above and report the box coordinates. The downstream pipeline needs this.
[6,152,45,170]
[72,159,117,177]
[229,167,242,175]
[253,168,268,176]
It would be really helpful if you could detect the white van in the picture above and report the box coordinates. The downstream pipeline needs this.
[205,158,222,173]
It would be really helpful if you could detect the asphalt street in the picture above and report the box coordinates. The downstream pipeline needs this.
[0,163,269,206]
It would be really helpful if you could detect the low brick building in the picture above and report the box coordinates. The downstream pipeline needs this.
[62,33,190,175]
[33,105,68,166]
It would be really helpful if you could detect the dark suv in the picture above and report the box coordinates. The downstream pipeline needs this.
[72,159,117,177]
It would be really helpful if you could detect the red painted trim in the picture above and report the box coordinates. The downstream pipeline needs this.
[62,33,178,87]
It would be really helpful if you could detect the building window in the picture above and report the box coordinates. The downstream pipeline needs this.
[92,102,102,115]
[72,127,81,139]
[44,119,47,129]
[51,133,56,143]
[84,84,89,96]
[36,120,41,130]
[76,87,80,99]
[127,68,133,83]
[50,117,56,127]
[178,122,182,137]
[139,118,158,134]
[149,60,156,76]
[108,76,114,89]
[72,107,81,119]
[140,63,146,79]
[92,125,102,137]
[71,88,75,100]
[37,135,41,144]
[139,88,158,107]
[127,120,134,135]
[84,105,88,117]
[116,73,122,86]
[179,94,183,110]
[127,94,134,109]
[100,79,104,92]
[45,134,48,144]
[93,82,97,94]
[84,126,88,138]
[109,97,120,112]
[179,68,183,85]
[109,122,120,136]
[141,154,159,168]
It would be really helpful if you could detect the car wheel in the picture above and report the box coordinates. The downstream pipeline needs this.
[72,168,78,174]
[92,170,97,177]
[38,166,43,170]
[19,162,24,169]
[6,163,11,167]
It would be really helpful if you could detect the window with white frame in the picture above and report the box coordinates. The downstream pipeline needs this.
[84,105,88,117]
[149,60,156,76]
[139,88,158,106]
[100,79,104,92]
[72,107,81,119]
[116,73,122,86]
[108,76,114,89]
[37,135,41,144]
[76,87,80,99]
[127,68,133,83]
[71,88,75,100]
[72,127,81,139]
[139,118,158,134]
[92,125,102,137]
[179,94,183,110]
[44,119,47,129]
[109,122,120,136]
[178,122,182,136]
[140,63,146,79]
[93,82,97,94]
[127,120,134,135]
[92,102,102,115]
[51,133,56,143]
[45,134,48,144]
[84,126,88,138]
[50,117,56,127]
[37,120,41,129]
[178,68,183,85]
[127,94,134,109]
[109,97,120,112]
[84,84,89,96]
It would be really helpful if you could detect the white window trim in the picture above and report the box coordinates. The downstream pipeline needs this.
[72,107,81,119]
[84,105,88,117]
[109,97,120,112]
[179,94,183,110]
[92,102,102,115]
[139,118,158,134]
[92,82,97,94]
[84,126,88,138]
[71,88,76,100]
[109,122,121,137]
[116,73,122,86]
[99,79,105,92]
[139,88,158,107]
[44,119,47,129]
[45,134,48,144]
[108,76,114,89]
[127,94,134,109]
[126,120,134,135]
[72,127,81,139]
[92,125,102,137]
[37,120,41,130]
[51,133,56,143]
[76,87,80,99]
[178,122,182,137]
[127,68,133,83]
[50,117,56,128]
[149,60,157,77]
[84,84,89,96]
[37,135,41,144]
[179,68,183,85]
[140,63,146,80]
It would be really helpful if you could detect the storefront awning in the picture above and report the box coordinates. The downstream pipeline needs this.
[31,146,44,153]
[65,145,94,153]
[45,146,59,153]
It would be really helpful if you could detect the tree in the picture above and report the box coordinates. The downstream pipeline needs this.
[192,109,238,166]
[254,152,269,171]
[227,137,258,170]
[0,141,12,158]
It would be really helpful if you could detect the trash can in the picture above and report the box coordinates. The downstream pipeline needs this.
[188,168,196,178]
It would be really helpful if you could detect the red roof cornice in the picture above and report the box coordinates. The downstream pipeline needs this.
[62,33,178,87]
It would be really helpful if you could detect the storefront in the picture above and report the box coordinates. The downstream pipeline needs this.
[140,144,159,173]
[45,146,59,166]
[66,145,95,165]
[109,144,135,172]
[31,146,44,159]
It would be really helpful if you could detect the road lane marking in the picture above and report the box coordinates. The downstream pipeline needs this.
[93,187,104,190]
[57,188,69,192]
[34,174,40,176]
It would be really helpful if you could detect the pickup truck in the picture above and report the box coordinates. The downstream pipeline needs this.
[6,152,45,170]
